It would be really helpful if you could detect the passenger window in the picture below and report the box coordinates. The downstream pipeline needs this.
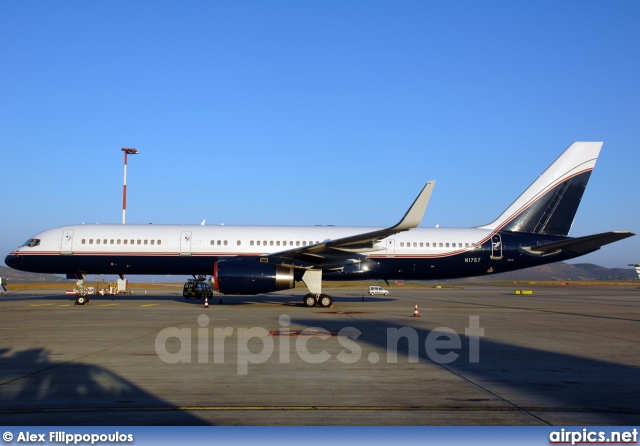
[144,240,148,245]
[420,242,423,247]
[224,240,228,246]
[446,243,449,247]
[123,240,127,245]
[97,239,101,244]
[439,243,443,247]
[90,239,94,244]
[103,239,107,244]
[82,239,86,244]
[151,240,154,245]
[110,240,114,244]
[400,242,404,247]
[158,240,162,245]
[117,239,121,244]
[137,240,141,245]
[296,241,300,246]
[237,241,241,246]
[276,241,281,246]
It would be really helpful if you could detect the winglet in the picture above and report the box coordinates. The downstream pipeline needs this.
[390,180,435,231]
[280,180,436,256]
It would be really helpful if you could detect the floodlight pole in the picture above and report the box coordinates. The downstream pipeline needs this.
[121,148,139,224]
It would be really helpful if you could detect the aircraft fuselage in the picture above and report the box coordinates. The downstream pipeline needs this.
[5,224,577,281]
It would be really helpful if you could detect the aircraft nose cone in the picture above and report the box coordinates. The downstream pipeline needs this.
[4,254,16,268]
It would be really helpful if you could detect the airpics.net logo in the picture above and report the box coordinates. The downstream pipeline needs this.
[154,314,484,375]
[549,428,638,445]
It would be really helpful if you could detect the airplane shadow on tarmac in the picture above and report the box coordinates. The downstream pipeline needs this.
[0,347,207,425]
[293,315,640,425]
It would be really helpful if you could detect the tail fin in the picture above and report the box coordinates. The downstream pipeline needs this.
[480,142,602,236]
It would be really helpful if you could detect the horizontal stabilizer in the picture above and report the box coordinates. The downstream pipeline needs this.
[524,231,634,255]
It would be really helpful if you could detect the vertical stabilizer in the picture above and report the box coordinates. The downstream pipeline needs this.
[480,142,602,236]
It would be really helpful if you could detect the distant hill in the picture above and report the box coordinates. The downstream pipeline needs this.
[0,266,66,283]
[471,262,637,282]
[1,263,637,284]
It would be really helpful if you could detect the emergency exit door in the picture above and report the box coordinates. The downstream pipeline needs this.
[180,231,192,255]
[61,229,74,254]
[490,234,503,260]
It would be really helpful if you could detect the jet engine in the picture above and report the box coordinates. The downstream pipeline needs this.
[213,260,295,295]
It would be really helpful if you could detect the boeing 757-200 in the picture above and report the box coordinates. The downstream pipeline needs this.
[5,142,634,307]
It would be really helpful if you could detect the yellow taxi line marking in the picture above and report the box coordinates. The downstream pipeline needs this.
[141,304,158,307]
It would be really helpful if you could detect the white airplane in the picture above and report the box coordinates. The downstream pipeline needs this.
[5,142,634,307]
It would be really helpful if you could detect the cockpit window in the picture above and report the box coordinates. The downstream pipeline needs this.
[22,239,41,248]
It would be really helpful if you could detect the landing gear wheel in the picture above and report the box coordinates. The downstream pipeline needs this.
[319,294,333,308]
[304,294,317,307]
[76,295,87,305]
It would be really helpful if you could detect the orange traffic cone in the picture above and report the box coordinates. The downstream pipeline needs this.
[204,297,209,308]
[412,303,420,317]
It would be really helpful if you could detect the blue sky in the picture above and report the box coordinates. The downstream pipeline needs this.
[2,1,639,268]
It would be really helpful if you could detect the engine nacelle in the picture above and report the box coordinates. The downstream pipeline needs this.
[213,260,295,295]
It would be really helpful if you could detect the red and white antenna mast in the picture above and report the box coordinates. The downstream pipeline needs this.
[121,147,139,224]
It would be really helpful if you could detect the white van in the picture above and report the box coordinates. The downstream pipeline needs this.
[368,286,389,296]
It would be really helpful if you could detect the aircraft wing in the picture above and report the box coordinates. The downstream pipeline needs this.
[268,181,435,268]
[523,231,635,255]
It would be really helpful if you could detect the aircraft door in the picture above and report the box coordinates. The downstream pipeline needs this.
[490,234,503,260]
[386,239,395,258]
[61,229,74,254]
[180,231,192,255]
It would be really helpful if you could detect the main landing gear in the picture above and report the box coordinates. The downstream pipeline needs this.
[303,293,333,308]
[301,270,332,308]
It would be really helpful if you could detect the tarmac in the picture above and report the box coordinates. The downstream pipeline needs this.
[0,283,639,426]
